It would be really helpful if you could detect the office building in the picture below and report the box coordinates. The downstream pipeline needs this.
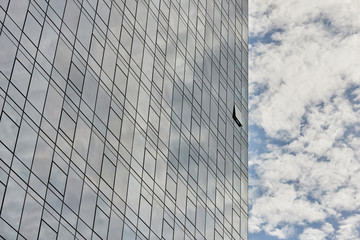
[0,0,248,239]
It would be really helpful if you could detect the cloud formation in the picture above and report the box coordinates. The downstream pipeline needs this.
[249,0,360,239]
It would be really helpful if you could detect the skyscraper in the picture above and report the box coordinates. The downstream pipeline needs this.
[0,0,248,239]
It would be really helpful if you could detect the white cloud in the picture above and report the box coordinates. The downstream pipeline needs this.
[299,223,334,240]
[336,215,360,240]
[249,0,360,239]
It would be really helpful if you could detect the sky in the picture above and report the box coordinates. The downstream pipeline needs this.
[248,0,360,239]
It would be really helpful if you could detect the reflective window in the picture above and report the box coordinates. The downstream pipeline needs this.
[39,221,57,240]
[123,223,136,239]
[39,22,58,63]
[126,73,139,108]
[82,70,99,110]
[103,43,117,77]
[69,63,84,92]
[101,155,115,187]
[27,69,48,113]
[79,183,97,227]
[87,132,104,174]
[0,112,18,151]
[139,196,151,226]
[114,161,129,201]
[24,13,42,45]
[63,0,81,34]
[50,163,66,195]
[146,11,157,43]
[60,110,75,140]
[95,86,111,124]
[77,11,93,50]
[120,114,134,153]
[94,207,109,239]
[1,178,26,229]
[32,137,53,183]
[20,194,42,240]
[11,60,31,96]
[196,201,206,235]
[73,117,91,159]
[155,156,167,190]
[0,0,248,238]
[127,174,140,212]
[132,128,145,165]
[90,36,104,66]
[54,38,72,78]
[49,0,66,17]
[109,5,122,39]
[108,211,124,239]
[43,85,63,133]
[7,0,28,28]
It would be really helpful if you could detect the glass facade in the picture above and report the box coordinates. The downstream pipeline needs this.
[0,0,248,239]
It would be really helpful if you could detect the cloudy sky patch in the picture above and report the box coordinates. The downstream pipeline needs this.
[249,0,360,239]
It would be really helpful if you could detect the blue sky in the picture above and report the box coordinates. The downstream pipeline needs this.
[248,0,360,239]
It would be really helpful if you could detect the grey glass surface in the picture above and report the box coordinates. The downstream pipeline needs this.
[0,0,248,239]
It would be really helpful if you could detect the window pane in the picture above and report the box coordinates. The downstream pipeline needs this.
[1,178,26,229]
[0,113,18,151]
[82,70,99,110]
[108,211,124,240]
[79,183,97,227]
[63,0,81,34]
[39,221,57,240]
[11,60,31,96]
[8,0,28,28]
[132,128,145,165]
[87,132,104,173]
[27,69,48,113]
[94,207,109,239]
[73,117,91,159]
[49,163,66,195]
[95,86,111,124]
[32,138,53,183]
[54,38,72,78]
[120,115,134,152]
[126,74,139,108]
[39,22,58,62]
[114,161,129,201]
[127,174,140,212]
[24,13,42,45]
[20,194,42,240]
